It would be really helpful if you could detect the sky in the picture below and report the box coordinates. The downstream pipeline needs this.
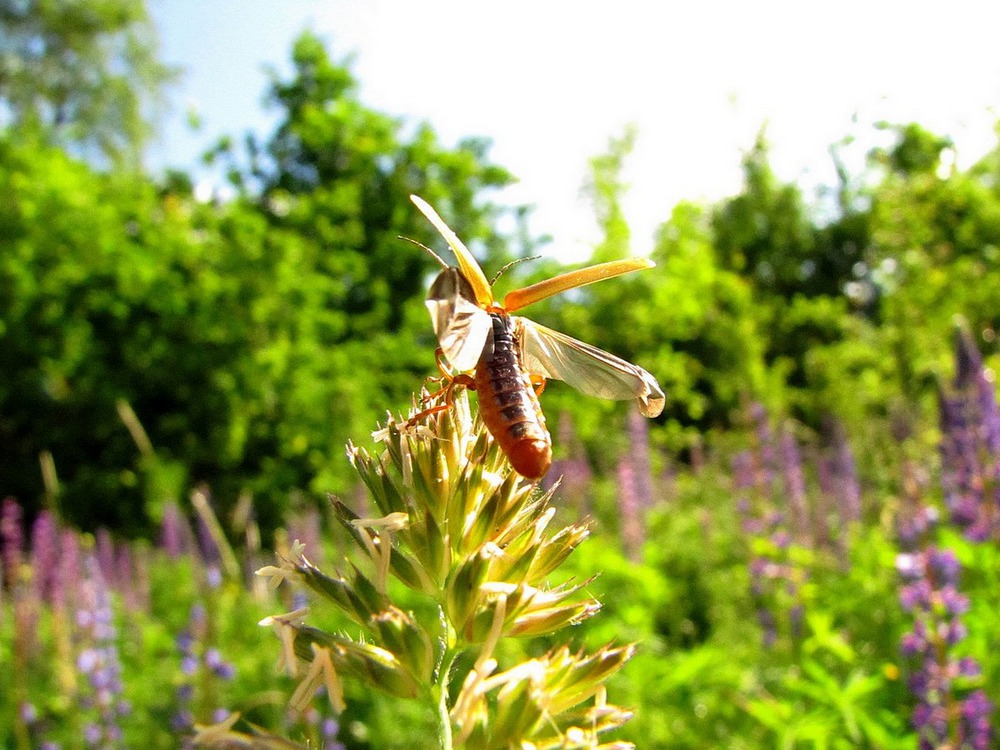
[150,0,1000,260]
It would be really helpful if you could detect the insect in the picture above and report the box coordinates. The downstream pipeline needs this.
[410,195,664,479]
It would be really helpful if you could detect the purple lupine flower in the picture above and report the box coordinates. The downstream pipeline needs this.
[299,703,346,750]
[95,528,116,584]
[160,502,196,559]
[617,455,643,562]
[173,602,236,737]
[914,335,996,748]
[112,541,150,613]
[779,425,809,538]
[756,606,777,648]
[734,405,810,649]
[732,451,755,493]
[173,605,202,735]
[322,717,347,750]
[195,503,220,565]
[954,327,991,405]
[626,410,655,510]
[113,542,138,610]
[750,403,778,489]
[205,648,236,680]
[30,511,61,604]
[54,529,81,613]
[938,384,986,538]
[193,496,226,590]
[939,327,1000,541]
[1,497,24,588]
[813,446,837,547]
[928,548,961,582]
[897,546,992,749]
[821,416,862,525]
[896,503,938,551]
[962,690,994,750]
[3,498,41,656]
[19,700,62,750]
[160,502,183,558]
[75,554,127,748]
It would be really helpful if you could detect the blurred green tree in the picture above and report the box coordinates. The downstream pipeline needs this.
[0,0,175,166]
[205,32,525,527]
[521,129,769,465]
[0,31,525,537]
[866,122,1000,399]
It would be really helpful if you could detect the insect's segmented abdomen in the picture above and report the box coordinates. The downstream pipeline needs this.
[474,314,552,479]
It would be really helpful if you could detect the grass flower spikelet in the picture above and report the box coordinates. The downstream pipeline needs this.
[241,391,635,749]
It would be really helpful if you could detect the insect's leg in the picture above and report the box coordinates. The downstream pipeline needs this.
[434,349,477,390]
[419,377,448,405]
[529,374,547,397]
[405,373,477,427]
[416,349,459,407]
[406,384,454,427]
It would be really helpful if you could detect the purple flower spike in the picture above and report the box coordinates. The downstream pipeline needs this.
[734,404,814,649]
[939,326,1000,541]
[76,555,127,748]
[779,426,808,536]
[897,541,991,746]
[928,548,960,584]
[896,326,997,749]
[30,511,60,603]
[894,552,921,578]
[617,455,643,562]
[1,497,24,585]
[173,602,236,733]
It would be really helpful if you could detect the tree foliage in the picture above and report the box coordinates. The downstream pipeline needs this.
[705,121,1000,444]
[0,32,519,534]
[0,0,175,166]
[3,9,1000,545]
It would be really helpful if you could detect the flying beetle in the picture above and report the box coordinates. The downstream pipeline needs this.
[410,195,664,480]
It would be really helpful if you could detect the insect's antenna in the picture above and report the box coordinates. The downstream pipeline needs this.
[490,255,541,286]
[398,235,449,269]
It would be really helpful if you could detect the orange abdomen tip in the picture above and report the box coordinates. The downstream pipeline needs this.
[505,438,553,480]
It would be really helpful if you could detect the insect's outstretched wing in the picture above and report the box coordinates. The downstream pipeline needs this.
[517,319,665,418]
[426,268,492,372]
[410,195,495,308]
[503,258,655,313]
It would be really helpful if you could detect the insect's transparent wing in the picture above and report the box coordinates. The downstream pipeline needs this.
[518,319,665,417]
[426,268,492,372]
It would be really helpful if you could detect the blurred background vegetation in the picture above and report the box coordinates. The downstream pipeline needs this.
[2,1,1000,747]
[2,0,998,537]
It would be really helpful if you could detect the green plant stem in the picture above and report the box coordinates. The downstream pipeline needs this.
[437,648,459,750]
